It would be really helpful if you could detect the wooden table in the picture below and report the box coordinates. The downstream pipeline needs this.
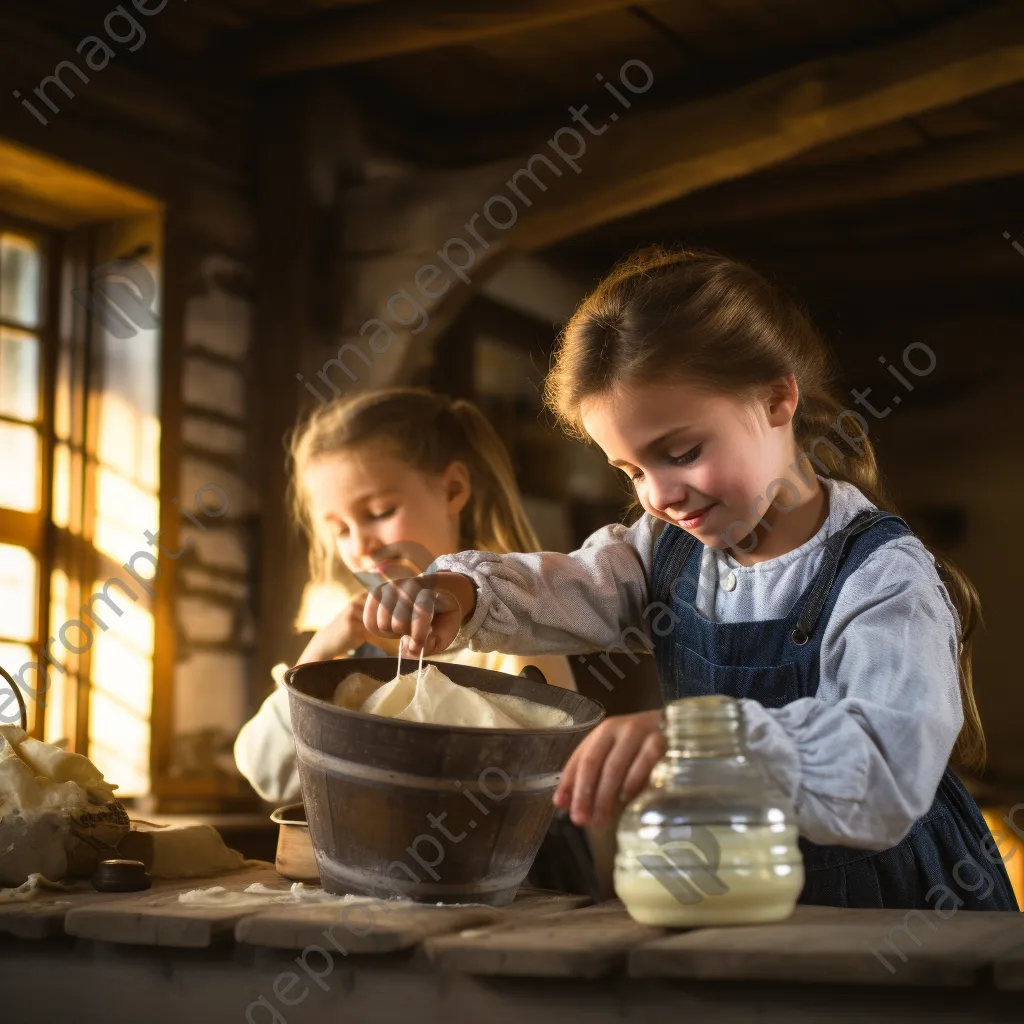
[2,867,1023,1024]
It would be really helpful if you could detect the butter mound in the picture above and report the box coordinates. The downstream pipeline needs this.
[333,665,571,729]
[0,725,117,821]
[118,823,253,879]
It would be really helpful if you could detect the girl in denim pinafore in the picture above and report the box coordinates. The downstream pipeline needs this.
[652,509,1017,909]
[366,246,1019,914]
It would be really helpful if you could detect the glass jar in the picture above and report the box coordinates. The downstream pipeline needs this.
[615,695,804,927]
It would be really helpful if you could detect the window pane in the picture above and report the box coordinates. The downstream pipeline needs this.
[88,583,153,796]
[97,390,160,490]
[0,327,40,421]
[0,640,35,731]
[92,624,153,719]
[93,464,158,564]
[43,672,73,747]
[0,234,41,329]
[47,567,69,665]
[0,421,38,511]
[0,543,38,642]
[89,688,149,796]
[44,570,72,746]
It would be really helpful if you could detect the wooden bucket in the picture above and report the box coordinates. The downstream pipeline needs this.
[284,658,604,906]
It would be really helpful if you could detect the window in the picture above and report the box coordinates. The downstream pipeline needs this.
[0,214,163,800]
[0,227,52,737]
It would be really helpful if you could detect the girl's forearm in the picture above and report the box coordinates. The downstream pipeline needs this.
[434,519,658,656]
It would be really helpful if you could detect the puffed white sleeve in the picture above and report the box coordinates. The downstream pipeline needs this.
[740,537,963,849]
[233,684,302,805]
[431,515,662,657]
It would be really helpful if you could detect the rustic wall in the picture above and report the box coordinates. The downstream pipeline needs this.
[170,190,259,782]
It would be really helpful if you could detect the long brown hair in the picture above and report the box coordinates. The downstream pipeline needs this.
[545,245,985,769]
[289,388,540,623]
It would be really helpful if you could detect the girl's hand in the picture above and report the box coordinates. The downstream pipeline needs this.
[363,571,476,657]
[297,593,370,665]
[554,710,664,827]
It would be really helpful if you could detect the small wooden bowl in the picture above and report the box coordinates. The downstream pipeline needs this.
[270,803,320,883]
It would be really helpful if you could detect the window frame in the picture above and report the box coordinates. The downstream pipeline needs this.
[0,211,60,737]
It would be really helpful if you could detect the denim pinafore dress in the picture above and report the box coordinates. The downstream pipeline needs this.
[650,508,1018,911]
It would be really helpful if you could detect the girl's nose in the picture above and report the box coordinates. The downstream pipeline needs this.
[646,471,687,514]
[356,530,382,563]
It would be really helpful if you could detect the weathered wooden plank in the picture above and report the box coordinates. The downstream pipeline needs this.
[0,884,115,941]
[238,901,499,954]
[424,900,665,977]
[629,906,1024,987]
[0,866,282,942]
[992,939,1024,989]
[61,866,287,948]
[236,891,589,953]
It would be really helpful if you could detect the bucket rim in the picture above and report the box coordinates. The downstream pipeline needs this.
[283,658,605,735]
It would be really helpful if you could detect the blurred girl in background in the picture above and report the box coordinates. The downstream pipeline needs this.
[234,388,575,805]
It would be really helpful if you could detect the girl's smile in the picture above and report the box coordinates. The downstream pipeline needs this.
[676,502,718,529]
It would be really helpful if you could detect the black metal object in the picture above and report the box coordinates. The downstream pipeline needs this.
[284,657,605,906]
[91,859,152,892]
[0,665,27,731]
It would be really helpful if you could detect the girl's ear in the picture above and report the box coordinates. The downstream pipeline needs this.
[766,373,799,426]
[442,460,472,518]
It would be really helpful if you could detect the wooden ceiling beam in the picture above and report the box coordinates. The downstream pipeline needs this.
[602,131,1024,233]
[512,0,1024,250]
[319,1,1024,389]
[252,0,663,77]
